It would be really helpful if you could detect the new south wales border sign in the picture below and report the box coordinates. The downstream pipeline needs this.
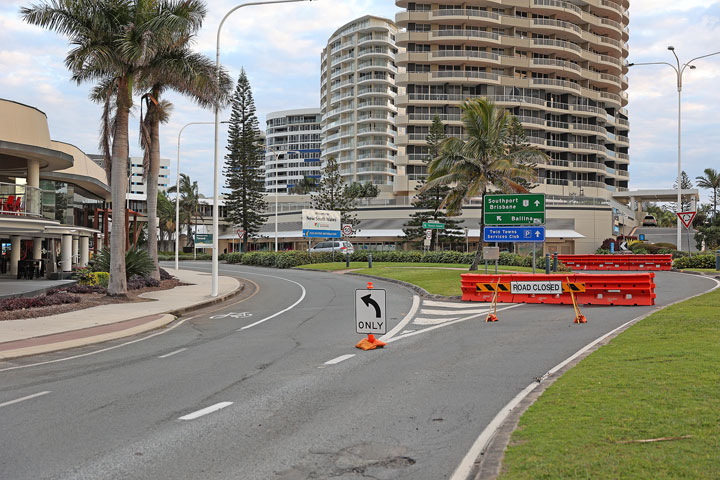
[484,194,546,226]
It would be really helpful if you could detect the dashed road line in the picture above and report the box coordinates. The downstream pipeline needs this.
[0,391,51,409]
[324,354,356,365]
[413,317,461,325]
[178,402,233,421]
[158,348,187,359]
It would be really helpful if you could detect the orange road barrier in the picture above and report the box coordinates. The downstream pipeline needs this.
[558,254,672,271]
[355,281,387,350]
[461,273,656,306]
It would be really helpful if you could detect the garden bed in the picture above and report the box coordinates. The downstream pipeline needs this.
[0,277,184,321]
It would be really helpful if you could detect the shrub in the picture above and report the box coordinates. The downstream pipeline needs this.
[596,248,611,255]
[159,268,173,281]
[94,272,110,288]
[0,293,81,311]
[224,252,244,264]
[75,267,96,285]
[93,247,154,279]
[127,274,160,290]
[673,254,715,269]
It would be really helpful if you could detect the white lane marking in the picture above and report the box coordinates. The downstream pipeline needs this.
[413,317,460,325]
[324,354,356,365]
[158,348,187,359]
[387,305,523,343]
[0,274,261,373]
[420,308,489,316]
[178,401,233,421]
[0,391,51,409]
[449,275,720,480]
[422,300,492,308]
[380,295,420,342]
[238,280,306,331]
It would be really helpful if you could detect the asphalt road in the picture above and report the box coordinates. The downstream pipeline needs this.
[0,263,716,480]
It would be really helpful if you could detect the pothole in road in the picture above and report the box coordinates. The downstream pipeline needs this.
[276,443,416,479]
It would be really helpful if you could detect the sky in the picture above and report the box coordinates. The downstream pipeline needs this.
[1,0,719,204]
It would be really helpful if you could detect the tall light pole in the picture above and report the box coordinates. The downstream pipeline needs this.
[629,48,720,249]
[212,0,315,297]
[175,121,227,271]
[269,149,303,252]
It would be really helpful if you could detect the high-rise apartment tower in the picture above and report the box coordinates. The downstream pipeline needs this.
[321,16,400,193]
[394,0,630,199]
[265,108,322,194]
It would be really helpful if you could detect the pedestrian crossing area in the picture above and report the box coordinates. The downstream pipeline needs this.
[412,300,494,326]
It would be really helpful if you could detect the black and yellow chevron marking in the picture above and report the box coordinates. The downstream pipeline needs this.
[476,283,511,293]
[562,282,586,293]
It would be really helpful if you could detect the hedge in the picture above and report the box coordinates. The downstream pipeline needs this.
[222,250,541,269]
[158,253,212,261]
[673,254,716,269]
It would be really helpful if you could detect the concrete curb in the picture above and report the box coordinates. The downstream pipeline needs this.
[0,277,245,361]
[0,314,175,360]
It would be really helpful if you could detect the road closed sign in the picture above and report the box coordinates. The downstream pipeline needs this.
[511,281,562,295]
[355,289,386,335]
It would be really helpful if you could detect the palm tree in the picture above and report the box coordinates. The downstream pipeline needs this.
[22,0,210,296]
[696,168,720,221]
[423,98,546,270]
[157,190,176,252]
[138,42,231,279]
[167,173,202,249]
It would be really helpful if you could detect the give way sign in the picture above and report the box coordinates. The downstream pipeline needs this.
[677,212,696,229]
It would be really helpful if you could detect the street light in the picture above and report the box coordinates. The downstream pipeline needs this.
[628,48,720,249]
[269,149,303,252]
[211,0,315,297]
[175,121,228,271]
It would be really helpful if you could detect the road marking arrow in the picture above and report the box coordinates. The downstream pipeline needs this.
[361,294,382,318]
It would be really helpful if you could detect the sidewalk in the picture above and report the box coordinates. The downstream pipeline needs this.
[0,269,241,360]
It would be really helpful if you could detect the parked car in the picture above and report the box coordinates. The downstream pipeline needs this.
[309,240,355,254]
[642,215,658,227]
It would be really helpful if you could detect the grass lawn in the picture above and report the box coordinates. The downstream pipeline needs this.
[679,268,720,273]
[296,261,471,271]
[499,286,720,480]
[297,261,548,274]
[353,267,465,296]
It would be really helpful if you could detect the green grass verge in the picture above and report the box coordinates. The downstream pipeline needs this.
[296,261,550,274]
[296,261,470,271]
[353,267,465,296]
[680,268,720,273]
[499,286,720,480]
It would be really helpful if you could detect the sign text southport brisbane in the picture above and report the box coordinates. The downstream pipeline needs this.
[484,194,545,225]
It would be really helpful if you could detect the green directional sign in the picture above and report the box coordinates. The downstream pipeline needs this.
[423,221,445,229]
[484,194,546,226]
[485,212,545,226]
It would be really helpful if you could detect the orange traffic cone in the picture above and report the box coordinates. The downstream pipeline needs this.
[355,334,386,350]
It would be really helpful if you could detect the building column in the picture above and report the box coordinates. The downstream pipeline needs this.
[32,237,43,260]
[10,235,21,276]
[79,237,89,267]
[27,158,40,188]
[61,234,72,272]
[72,236,79,267]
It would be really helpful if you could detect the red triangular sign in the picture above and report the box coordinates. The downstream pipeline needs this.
[677,211,696,229]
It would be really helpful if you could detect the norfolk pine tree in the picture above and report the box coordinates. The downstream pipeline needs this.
[312,156,358,228]
[224,70,267,252]
[403,116,464,250]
